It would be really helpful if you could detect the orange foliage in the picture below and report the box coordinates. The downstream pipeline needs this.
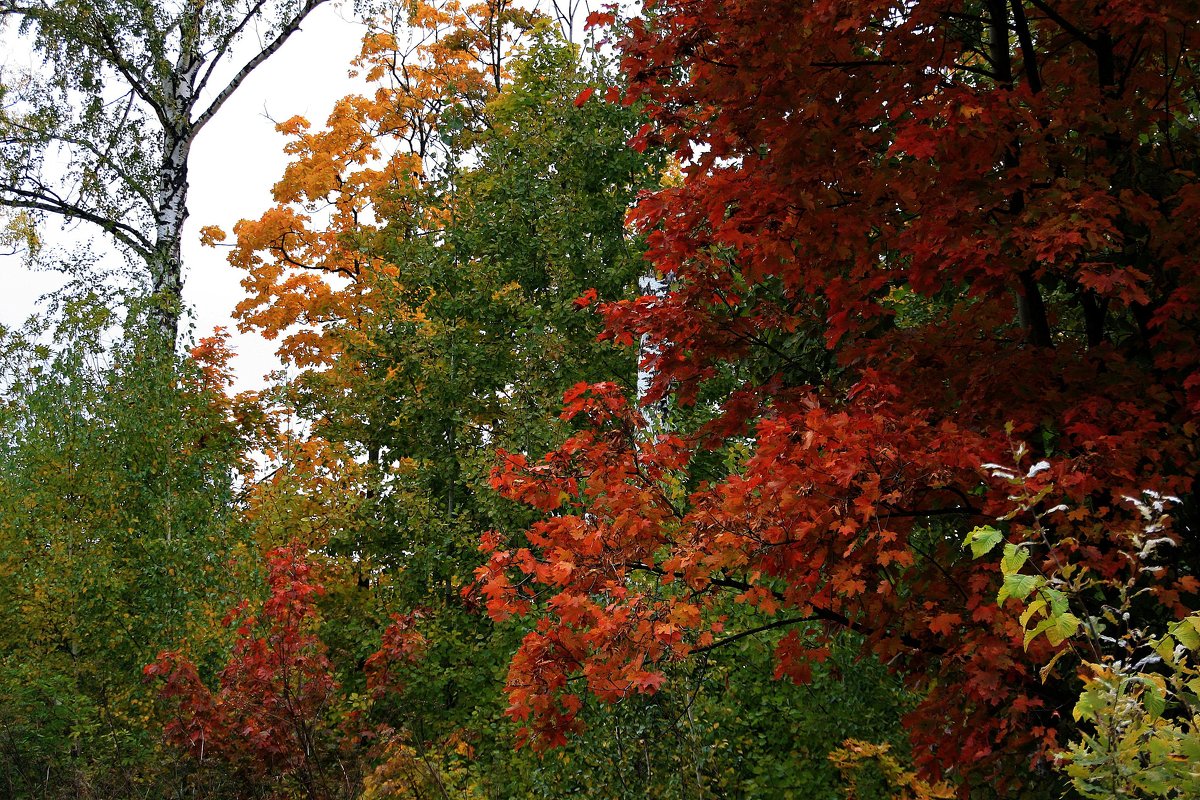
[215,1,541,371]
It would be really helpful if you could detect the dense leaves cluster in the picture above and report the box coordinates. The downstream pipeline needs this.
[4,1,1200,798]
[147,545,344,796]
[476,0,1200,790]
[0,294,255,796]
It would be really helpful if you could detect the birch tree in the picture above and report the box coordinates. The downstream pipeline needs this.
[0,0,331,345]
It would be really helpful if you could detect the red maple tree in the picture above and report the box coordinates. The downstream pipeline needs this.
[476,0,1200,787]
[147,543,430,798]
[146,545,341,795]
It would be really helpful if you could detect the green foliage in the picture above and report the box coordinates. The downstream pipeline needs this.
[335,28,677,789]
[969,459,1200,798]
[361,622,910,799]
[0,290,256,797]
[1063,642,1200,799]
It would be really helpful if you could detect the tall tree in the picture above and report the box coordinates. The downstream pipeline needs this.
[0,0,329,343]
[207,7,909,795]
[479,0,1200,792]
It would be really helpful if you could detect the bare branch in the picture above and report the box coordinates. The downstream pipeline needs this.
[191,0,330,136]
[1,184,154,257]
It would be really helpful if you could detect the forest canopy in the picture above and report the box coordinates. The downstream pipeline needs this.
[2,1,1199,798]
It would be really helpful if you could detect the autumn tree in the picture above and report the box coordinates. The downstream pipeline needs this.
[220,4,670,784]
[146,544,430,800]
[206,3,912,793]
[477,0,1200,792]
[0,0,329,343]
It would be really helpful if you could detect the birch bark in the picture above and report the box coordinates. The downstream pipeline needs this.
[0,0,330,347]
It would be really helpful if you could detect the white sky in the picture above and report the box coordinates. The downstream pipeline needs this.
[1,2,367,391]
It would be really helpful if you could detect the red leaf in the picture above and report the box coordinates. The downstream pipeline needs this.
[585,11,616,28]
[573,287,599,309]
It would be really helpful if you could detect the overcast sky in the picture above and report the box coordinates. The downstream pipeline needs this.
[1,2,367,391]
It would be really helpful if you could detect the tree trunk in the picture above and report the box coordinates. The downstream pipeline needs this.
[149,134,189,344]
[149,32,201,345]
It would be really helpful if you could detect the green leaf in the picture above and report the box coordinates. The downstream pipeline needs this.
[1154,636,1178,664]
[964,525,1002,559]
[1044,613,1080,647]
[1025,617,1054,649]
[1019,596,1047,630]
[1142,682,1166,719]
[998,572,1041,605]
[1000,542,1030,576]
[1172,616,1200,651]
[1073,685,1106,723]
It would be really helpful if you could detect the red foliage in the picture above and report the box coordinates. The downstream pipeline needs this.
[573,87,596,107]
[146,545,338,784]
[189,327,237,391]
[147,546,431,794]
[476,0,1200,786]
[364,612,428,699]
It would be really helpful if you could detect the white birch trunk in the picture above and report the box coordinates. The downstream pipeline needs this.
[148,40,202,344]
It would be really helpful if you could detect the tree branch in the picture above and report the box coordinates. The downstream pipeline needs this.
[1025,0,1096,49]
[3,112,158,212]
[191,0,331,136]
[689,615,812,655]
[1010,0,1043,93]
[83,9,175,132]
[192,0,271,102]
[1,185,154,257]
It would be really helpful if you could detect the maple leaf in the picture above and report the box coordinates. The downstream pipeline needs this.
[585,11,616,28]
[928,613,962,637]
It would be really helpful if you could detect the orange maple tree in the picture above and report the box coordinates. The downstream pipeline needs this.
[476,0,1200,787]
[210,0,541,372]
